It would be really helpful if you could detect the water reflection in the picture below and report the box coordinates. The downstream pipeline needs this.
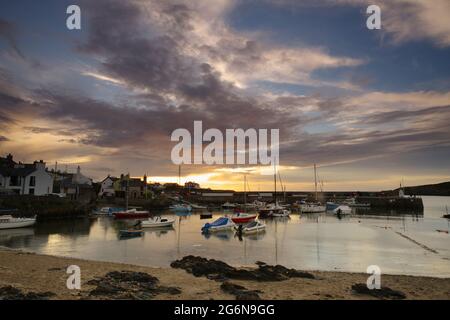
[0,196,449,277]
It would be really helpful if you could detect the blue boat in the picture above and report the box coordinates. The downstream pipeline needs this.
[119,229,143,238]
[201,217,235,233]
[326,202,340,211]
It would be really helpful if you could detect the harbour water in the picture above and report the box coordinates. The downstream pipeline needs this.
[0,196,449,277]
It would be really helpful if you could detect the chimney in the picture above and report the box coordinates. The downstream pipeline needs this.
[34,160,46,171]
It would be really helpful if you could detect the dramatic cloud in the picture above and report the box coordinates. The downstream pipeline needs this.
[0,0,448,189]
[268,0,450,47]
[0,19,24,58]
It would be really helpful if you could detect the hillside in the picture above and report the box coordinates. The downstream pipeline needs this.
[394,181,450,196]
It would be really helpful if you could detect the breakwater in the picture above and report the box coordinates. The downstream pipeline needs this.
[0,195,93,220]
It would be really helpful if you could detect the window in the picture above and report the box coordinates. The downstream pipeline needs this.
[10,176,20,186]
[29,176,36,187]
[29,188,34,195]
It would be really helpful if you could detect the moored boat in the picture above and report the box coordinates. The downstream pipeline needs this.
[271,209,291,217]
[333,205,352,215]
[343,197,370,207]
[190,203,207,210]
[231,212,257,224]
[221,202,237,210]
[300,203,326,213]
[119,229,144,238]
[141,216,175,228]
[201,217,235,233]
[170,204,192,212]
[326,202,340,211]
[114,208,151,219]
[0,215,36,230]
[239,220,266,234]
[92,207,124,216]
[258,204,289,218]
[200,213,213,219]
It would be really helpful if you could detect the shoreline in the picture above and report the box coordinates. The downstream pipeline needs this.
[0,248,449,300]
[2,245,449,280]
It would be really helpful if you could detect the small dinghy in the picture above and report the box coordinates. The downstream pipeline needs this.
[191,203,207,210]
[119,229,143,238]
[170,204,192,212]
[92,207,124,216]
[239,220,266,234]
[201,217,235,233]
[200,213,213,219]
[231,212,257,224]
[0,215,36,230]
[333,205,352,215]
[141,216,175,228]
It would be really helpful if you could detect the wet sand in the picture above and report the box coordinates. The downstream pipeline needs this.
[0,248,449,300]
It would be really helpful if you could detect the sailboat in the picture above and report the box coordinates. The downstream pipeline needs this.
[114,174,150,219]
[231,174,257,223]
[300,164,326,213]
[0,215,36,230]
[258,162,291,218]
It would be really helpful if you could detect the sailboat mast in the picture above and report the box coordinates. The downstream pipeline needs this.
[314,163,318,201]
[274,162,277,204]
[244,174,247,212]
[125,173,129,210]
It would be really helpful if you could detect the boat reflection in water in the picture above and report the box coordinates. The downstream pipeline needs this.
[202,230,234,241]
[0,197,448,278]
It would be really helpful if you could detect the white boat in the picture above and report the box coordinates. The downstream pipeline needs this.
[221,202,237,209]
[92,207,124,215]
[343,198,370,207]
[0,215,36,230]
[141,216,175,228]
[333,205,352,215]
[300,203,326,213]
[190,203,207,210]
[201,217,235,233]
[240,220,266,234]
[258,203,286,218]
[271,209,291,217]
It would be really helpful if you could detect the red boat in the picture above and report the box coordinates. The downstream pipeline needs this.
[114,209,150,219]
[231,212,257,224]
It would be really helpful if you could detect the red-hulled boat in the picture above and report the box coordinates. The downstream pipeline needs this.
[114,209,150,219]
[231,212,257,224]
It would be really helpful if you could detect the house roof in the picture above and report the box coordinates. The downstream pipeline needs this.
[102,176,119,183]
[57,176,92,188]
[0,166,36,177]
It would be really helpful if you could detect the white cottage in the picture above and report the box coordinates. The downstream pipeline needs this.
[0,157,53,196]
[98,175,118,197]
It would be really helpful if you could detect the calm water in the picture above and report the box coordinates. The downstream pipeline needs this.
[0,196,449,277]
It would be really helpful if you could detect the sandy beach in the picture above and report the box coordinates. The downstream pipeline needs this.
[0,248,449,300]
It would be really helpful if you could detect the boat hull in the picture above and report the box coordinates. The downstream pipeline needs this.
[231,214,257,224]
[0,219,36,230]
[119,230,143,237]
[141,219,175,228]
[207,225,235,232]
[243,226,266,234]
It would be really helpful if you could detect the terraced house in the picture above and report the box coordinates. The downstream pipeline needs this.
[0,154,53,196]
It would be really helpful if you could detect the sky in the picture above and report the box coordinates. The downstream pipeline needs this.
[0,0,449,191]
